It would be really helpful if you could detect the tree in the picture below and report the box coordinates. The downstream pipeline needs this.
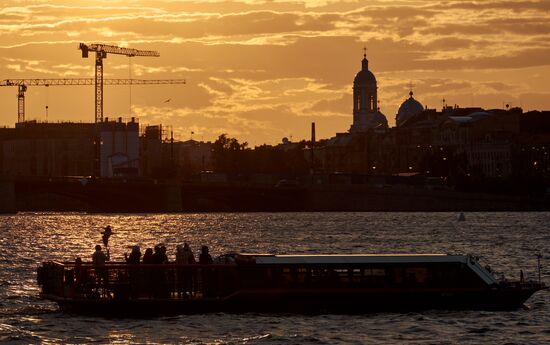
[212,134,248,172]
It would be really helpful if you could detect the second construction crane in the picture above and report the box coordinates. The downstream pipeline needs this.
[0,78,186,123]
[79,43,160,123]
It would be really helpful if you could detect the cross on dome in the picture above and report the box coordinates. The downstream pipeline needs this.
[408,81,415,98]
[361,46,369,70]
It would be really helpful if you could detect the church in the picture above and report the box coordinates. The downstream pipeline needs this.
[349,51,388,132]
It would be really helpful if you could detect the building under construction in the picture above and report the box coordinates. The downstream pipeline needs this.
[0,118,141,177]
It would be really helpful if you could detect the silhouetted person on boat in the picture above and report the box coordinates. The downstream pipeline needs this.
[125,246,141,265]
[141,248,154,297]
[92,245,109,291]
[101,225,113,248]
[199,245,213,264]
[71,257,86,296]
[160,245,168,264]
[74,257,83,282]
[142,248,153,264]
[150,245,169,297]
[176,243,196,297]
[152,245,168,264]
[125,246,141,298]
[176,243,196,265]
[199,245,214,297]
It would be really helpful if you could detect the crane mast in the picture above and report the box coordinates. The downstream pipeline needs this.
[78,43,160,123]
[1,78,185,123]
[17,85,27,123]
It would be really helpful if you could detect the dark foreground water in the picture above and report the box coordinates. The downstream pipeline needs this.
[0,212,549,344]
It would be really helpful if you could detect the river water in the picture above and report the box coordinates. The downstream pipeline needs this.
[0,212,549,344]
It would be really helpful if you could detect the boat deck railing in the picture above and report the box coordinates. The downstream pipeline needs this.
[38,261,241,301]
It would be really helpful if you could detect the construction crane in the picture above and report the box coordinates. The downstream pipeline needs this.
[0,78,185,123]
[78,43,160,123]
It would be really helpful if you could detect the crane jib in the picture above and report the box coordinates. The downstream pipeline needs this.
[77,42,161,123]
[79,43,160,58]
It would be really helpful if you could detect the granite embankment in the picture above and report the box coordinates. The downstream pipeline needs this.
[1,177,548,213]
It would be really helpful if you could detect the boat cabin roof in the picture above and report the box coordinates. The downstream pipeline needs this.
[251,254,497,285]
[253,254,467,265]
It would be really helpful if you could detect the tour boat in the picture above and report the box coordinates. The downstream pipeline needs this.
[37,253,546,315]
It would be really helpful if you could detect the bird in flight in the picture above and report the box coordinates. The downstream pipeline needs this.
[164,98,171,103]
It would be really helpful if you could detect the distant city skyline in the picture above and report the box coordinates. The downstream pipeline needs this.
[0,0,549,145]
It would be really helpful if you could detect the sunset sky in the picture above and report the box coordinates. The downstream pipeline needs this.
[1,0,549,145]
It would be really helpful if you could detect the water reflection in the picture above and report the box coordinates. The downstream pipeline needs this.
[0,212,548,344]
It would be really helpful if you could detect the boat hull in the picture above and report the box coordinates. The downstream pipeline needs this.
[46,286,543,316]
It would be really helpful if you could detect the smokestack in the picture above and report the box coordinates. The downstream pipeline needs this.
[310,122,316,173]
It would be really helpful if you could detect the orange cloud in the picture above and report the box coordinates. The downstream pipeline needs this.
[0,0,548,144]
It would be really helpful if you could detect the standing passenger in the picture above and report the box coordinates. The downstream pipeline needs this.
[92,245,109,291]
[159,245,169,264]
[125,246,141,298]
[199,245,213,264]
[152,245,162,264]
[72,257,86,296]
[125,246,141,264]
[142,248,153,264]
[199,245,213,297]
[176,243,196,297]
[151,245,168,297]
[142,247,154,297]
[177,243,196,264]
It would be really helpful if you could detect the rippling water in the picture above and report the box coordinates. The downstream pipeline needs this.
[0,212,549,344]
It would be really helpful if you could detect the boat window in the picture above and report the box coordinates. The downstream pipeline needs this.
[405,267,428,284]
[351,268,362,284]
[364,268,385,276]
[296,267,307,284]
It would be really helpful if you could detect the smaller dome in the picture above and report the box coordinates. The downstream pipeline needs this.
[369,111,388,129]
[396,91,424,126]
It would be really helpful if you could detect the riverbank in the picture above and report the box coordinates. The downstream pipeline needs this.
[1,176,548,213]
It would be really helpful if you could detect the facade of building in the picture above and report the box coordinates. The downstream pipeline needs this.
[173,139,214,175]
[0,121,96,177]
[0,118,140,178]
[99,117,139,177]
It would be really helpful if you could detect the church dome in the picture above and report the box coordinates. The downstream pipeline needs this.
[373,111,388,128]
[396,91,424,126]
[354,57,376,85]
[369,111,388,129]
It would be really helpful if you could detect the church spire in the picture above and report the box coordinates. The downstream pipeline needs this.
[362,46,368,70]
